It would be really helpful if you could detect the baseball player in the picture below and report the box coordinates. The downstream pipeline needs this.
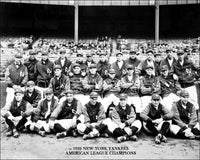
[49,90,84,138]
[170,90,200,140]
[1,88,33,138]
[25,88,58,137]
[49,65,70,99]
[140,94,173,144]
[5,53,28,103]
[102,68,121,112]
[108,93,142,143]
[23,81,42,108]
[77,92,108,140]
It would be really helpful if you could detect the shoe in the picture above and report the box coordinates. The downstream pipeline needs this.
[129,135,137,141]
[22,128,30,133]
[6,129,13,137]
[56,132,67,139]
[195,135,200,140]
[161,135,167,143]
[72,130,78,137]
[101,133,109,138]
[155,134,162,144]
[13,130,19,138]
[38,131,46,137]
[117,136,127,143]
[83,133,94,140]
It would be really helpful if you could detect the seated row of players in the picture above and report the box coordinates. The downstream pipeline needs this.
[1,88,200,144]
[5,48,200,114]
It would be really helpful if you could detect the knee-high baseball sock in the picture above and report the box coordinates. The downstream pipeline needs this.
[146,121,158,135]
[192,128,200,135]
[84,127,92,134]
[16,117,27,130]
[113,128,125,137]
[97,123,107,134]
[131,126,138,135]
[54,123,66,133]
[160,122,170,135]
[176,128,186,138]
[5,118,15,130]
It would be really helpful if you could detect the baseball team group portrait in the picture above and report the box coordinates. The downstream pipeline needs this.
[0,0,200,159]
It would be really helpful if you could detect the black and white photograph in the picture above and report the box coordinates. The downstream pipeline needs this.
[0,0,200,159]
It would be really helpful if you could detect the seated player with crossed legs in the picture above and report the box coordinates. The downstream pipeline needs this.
[140,94,173,144]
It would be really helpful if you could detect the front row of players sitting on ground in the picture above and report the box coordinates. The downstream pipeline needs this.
[1,87,200,143]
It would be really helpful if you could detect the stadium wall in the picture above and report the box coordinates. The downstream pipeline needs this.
[1,0,200,6]
[0,2,200,38]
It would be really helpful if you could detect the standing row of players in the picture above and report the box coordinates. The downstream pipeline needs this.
[5,48,200,112]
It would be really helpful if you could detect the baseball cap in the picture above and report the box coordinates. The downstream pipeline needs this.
[76,53,83,57]
[73,63,81,68]
[41,51,48,56]
[54,65,62,70]
[116,52,123,56]
[146,49,154,54]
[26,81,35,87]
[161,65,168,72]
[177,50,184,55]
[180,90,189,97]
[14,53,22,59]
[86,53,92,57]
[129,50,137,55]
[152,94,160,100]
[126,65,134,70]
[64,90,74,95]
[45,88,53,95]
[146,64,154,70]
[119,93,128,100]
[99,51,107,56]
[29,51,37,55]
[108,68,115,74]
[59,49,66,54]
[89,64,97,69]
[90,92,99,98]
[14,88,24,95]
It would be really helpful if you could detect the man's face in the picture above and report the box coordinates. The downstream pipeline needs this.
[181,95,189,104]
[127,68,134,75]
[29,55,36,60]
[73,66,81,74]
[42,55,48,61]
[130,53,136,59]
[119,98,127,107]
[87,56,92,62]
[155,55,161,62]
[46,93,53,101]
[90,97,98,105]
[77,56,83,62]
[100,55,107,62]
[146,68,154,75]
[14,58,22,65]
[26,85,34,93]
[151,99,160,107]
[89,68,97,75]
[147,52,154,61]
[54,69,62,77]
[15,93,24,102]
[60,53,66,59]
[177,54,184,61]
[116,54,123,61]
[167,51,173,59]
[66,93,74,103]
[161,70,169,77]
